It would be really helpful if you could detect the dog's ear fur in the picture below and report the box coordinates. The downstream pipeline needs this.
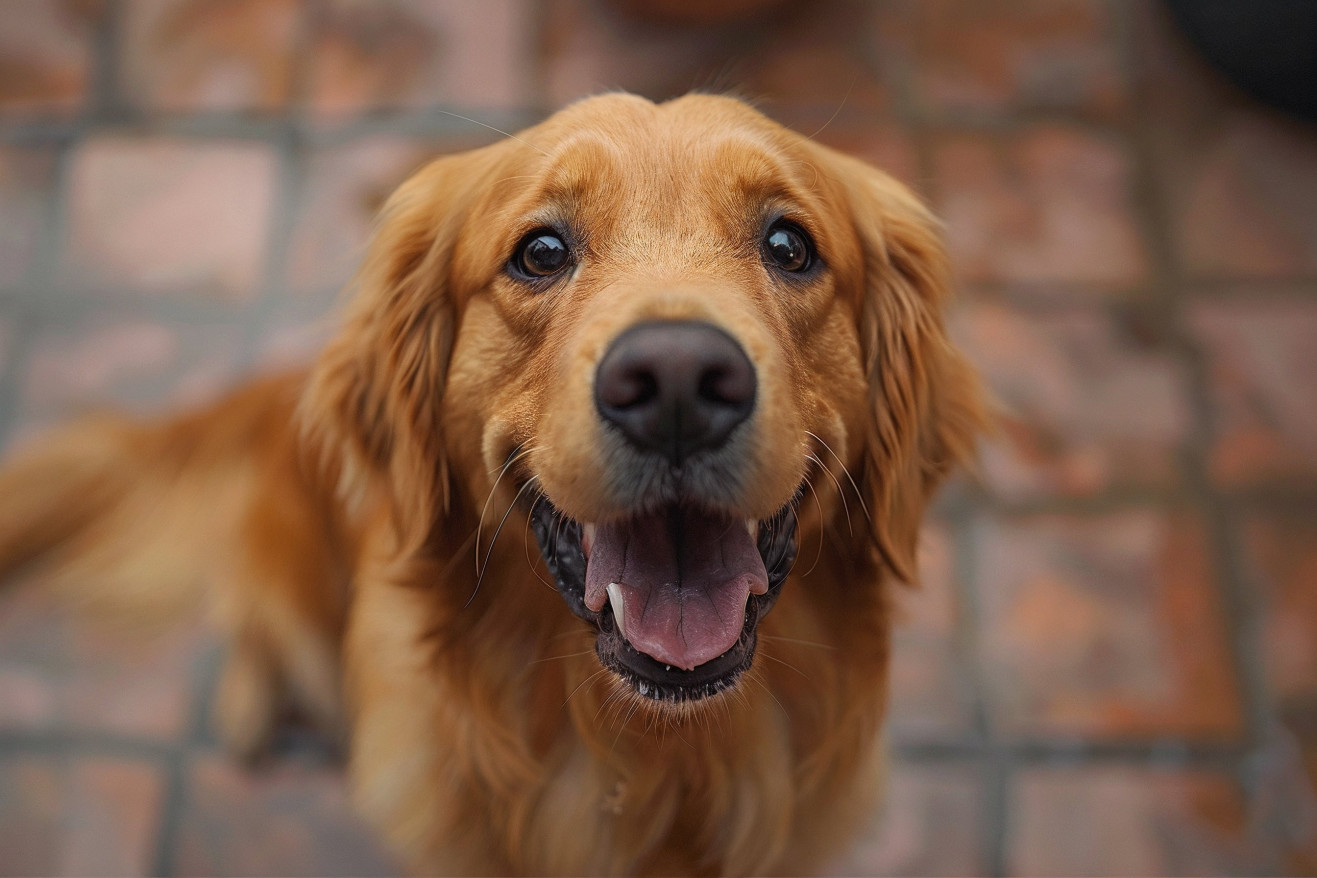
[301,147,499,554]
[828,153,988,582]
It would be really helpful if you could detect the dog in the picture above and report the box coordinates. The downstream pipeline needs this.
[0,93,985,875]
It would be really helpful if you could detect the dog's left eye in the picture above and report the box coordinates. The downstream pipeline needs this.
[763,222,814,273]
[511,231,572,279]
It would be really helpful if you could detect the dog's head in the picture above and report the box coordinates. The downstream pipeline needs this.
[305,94,984,706]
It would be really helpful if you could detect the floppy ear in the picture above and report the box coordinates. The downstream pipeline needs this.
[830,154,988,582]
[300,147,499,555]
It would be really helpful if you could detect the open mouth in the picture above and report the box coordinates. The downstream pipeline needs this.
[528,494,798,703]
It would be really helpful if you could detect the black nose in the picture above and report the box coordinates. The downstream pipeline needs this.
[594,321,756,466]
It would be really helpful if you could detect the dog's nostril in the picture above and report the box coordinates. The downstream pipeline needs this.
[699,364,754,407]
[601,367,659,410]
[594,320,756,466]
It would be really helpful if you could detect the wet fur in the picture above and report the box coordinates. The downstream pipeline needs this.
[0,94,984,875]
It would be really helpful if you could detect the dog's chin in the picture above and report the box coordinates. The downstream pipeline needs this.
[527,493,799,705]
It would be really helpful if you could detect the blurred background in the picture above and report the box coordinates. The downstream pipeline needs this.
[0,0,1314,874]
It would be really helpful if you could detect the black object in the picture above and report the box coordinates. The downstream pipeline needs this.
[595,321,756,466]
[1163,0,1317,122]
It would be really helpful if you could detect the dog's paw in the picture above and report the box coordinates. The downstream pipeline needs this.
[213,646,281,763]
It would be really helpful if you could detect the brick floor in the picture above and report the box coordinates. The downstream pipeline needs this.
[1,0,1315,875]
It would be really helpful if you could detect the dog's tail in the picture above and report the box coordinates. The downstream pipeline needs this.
[0,375,307,623]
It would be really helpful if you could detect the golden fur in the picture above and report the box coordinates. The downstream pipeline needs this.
[0,94,984,875]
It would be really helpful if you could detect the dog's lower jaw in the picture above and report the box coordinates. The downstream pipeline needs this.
[528,493,799,704]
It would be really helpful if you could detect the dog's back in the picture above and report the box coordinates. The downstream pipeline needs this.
[0,373,351,757]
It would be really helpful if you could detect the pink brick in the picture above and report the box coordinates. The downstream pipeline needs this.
[1236,511,1317,871]
[953,303,1191,501]
[932,127,1149,286]
[914,0,1127,118]
[174,753,398,876]
[0,754,64,875]
[827,763,985,876]
[813,124,919,189]
[0,581,208,740]
[1009,767,1265,876]
[286,137,462,296]
[17,319,243,434]
[887,521,973,740]
[0,147,58,288]
[1240,513,1317,698]
[61,758,166,877]
[0,754,165,877]
[62,137,277,300]
[119,0,300,112]
[0,1,99,114]
[974,510,1242,739]
[61,619,211,740]
[307,0,534,117]
[1189,299,1317,490]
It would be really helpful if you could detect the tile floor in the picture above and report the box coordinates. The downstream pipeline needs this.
[0,1,1314,874]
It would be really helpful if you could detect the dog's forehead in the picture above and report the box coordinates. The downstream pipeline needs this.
[522,95,817,223]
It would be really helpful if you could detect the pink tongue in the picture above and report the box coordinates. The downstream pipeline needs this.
[584,507,768,671]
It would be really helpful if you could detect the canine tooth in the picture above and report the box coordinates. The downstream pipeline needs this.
[745,519,757,538]
[606,582,626,640]
[582,523,596,557]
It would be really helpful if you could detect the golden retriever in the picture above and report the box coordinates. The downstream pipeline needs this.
[0,93,985,875]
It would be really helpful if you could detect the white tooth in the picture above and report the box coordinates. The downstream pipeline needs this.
[607,582,627,640]
[582,523,596,557]
[745,519,758,539]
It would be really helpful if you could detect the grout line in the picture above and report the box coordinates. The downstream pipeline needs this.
[1114,3,1286,874]
[87,0,124,122]
[235,0,319,374]
[148,639,225,878]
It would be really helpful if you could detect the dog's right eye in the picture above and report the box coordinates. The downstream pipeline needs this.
[511,231,571,280]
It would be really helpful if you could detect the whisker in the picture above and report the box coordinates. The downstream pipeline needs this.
[758,634,836,651]
[466,475,539,609]
[530,649,596,666]
[564,668,609,709]
[798,472,826,578]
[434,109,550,157]
[477,445,536,577]
[522,491,558,592]
[805,74,858,141]
[756,649,812,680]
[746,667,789,718]
[807,451,852,537]
[806,430,872,526]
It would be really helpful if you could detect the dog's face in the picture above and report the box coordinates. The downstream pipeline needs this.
[307,94,983,707]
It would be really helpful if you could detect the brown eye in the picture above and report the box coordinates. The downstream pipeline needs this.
[764,223,813,273]
[512,231,571,279]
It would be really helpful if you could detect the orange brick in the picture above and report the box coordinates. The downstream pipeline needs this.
[0,753,165,877]
[953,302,1191,502]
[173,753,398,876]
[828,762,986,876]
[0,1,100,115]
[913,0,1128,119]
[306,0,534,117]
[973,510,1243,739]
[118,0,301,113]
[931,127,1149,286]
[1190,299,1317,491]
[61,137,277,301]
[1009,767,1266,876]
